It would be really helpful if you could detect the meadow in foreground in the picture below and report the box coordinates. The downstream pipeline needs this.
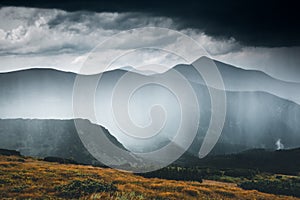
[0,155,299,200]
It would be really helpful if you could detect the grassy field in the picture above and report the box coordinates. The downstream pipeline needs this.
[0,155,299,200]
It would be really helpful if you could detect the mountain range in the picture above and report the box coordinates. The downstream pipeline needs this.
[0,57,300,162]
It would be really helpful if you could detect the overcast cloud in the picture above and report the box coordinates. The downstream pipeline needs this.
[2,0,299,47]
[0,7,299,82]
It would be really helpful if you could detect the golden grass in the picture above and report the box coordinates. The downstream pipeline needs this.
[0,155,299,200]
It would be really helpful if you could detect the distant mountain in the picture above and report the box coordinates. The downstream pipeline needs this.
[0,57,300,156]
[186,87,300,156]
[0,119,126,165]
[174,57,300,104]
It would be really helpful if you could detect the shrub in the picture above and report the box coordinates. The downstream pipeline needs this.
[182,188,199,197]
[224,169,257,179]
[276,175,282,179]
[10,185,29,193]
[139,167,203,182]
[44,156,78,164]
[239,179,300,197]
[55,179,117,198]
[0,178,12,184]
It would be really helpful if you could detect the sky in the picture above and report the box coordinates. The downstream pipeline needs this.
[0,0,300,155]
[0,1,299,82]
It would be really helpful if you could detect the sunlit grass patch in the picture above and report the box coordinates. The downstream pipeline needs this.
[0,155,299,200]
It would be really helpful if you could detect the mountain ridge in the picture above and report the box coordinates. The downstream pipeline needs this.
[0,56,297,84]
[0,118,127,165]
[1,57,299,106]
[1,58,300,155]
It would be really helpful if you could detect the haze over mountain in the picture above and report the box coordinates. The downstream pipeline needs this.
[0,57,300,155]
[175,57,300,104]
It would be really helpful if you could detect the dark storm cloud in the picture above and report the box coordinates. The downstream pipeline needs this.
[1,0,299,47]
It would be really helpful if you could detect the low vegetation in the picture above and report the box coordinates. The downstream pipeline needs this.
[140,166,258,183]
[240,177,300,197]
[0,154,299,199]
[139,166,203,182]
[55,179,117,198]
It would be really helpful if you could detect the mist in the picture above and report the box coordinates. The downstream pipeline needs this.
[1,59,300,153]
